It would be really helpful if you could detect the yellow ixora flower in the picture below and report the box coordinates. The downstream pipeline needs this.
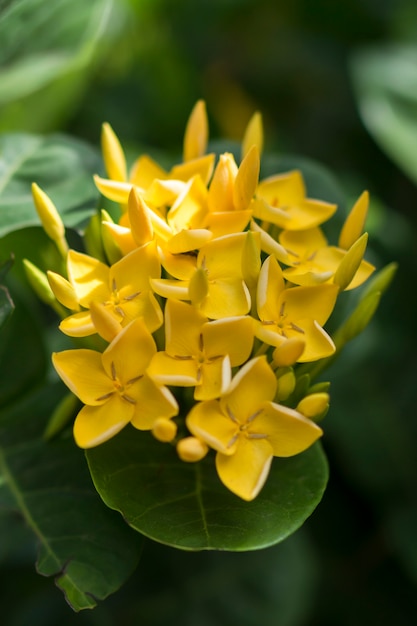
[52,319,178,448]
[186,356,323,501]
[51,243,162,337]
[148,299,255,400]
[253,169,337,231]
[279,192,374,289]
[151,231,259,319]
[255,255,338,362]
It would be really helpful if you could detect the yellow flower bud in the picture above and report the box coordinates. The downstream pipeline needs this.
[233,145,260,212]
[275,368,296,401]
[101,122,127,182]
[177,436,209,462]
[183,100,208,162]
[297,392,330,419]
[31,183,68,257]
[272,338,305,367]
[47,271,80,311]
[241,230,261,291]
[339,190,368,250]
[242,111,263,160]
[333,232,370,291]
[128,187,154,246]
[152,418,178,443]
[188,267,209,306]
[89,301,123,343]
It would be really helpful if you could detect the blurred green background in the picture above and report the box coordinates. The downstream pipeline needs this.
[1,0,417,624]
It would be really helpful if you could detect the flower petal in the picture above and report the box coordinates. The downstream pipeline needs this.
[59,310,96,337]
[102,318,156,382]
[255,402,323,456]
[73,395,132,448]
[195,356,231,401]
[216,436,273,501]
[201,279,251,319]
[52,350,112,405]
[67,250,109,306]
[220,357,277,423]
[147,351,199,386]
[165,299,207,357]
[130,376,178,430]
[186,400,237,455]
[203,316,254,366]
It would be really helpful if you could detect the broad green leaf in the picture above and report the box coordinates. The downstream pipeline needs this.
[0,287,46,408]
[87,426,328,551]
[351,45,417,185]
[0,133,100,237]
[0,383,142,611]
[0,0,113,103]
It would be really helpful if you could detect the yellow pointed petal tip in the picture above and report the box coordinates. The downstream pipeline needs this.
[233,145,260,212]
[101,122,127,182]
[177,436,209,462]
[128,187,154,246]
[333,232,371,291]
[152,417,178,442]
[47,270,80,311]
[339,190,369,250]
[183,100,208,162]
[241,111,263,160]
[297,392,330,420]
[31,183,68,256]
[89,301,123,343]
[188,267,209,306]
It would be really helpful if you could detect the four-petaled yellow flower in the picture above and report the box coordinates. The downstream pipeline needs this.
[148,300,254,400]
[186,357,323,500]
[53,319,178,448]
[55,243,162,337]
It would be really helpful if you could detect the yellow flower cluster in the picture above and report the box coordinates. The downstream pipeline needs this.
[35,101,375,501]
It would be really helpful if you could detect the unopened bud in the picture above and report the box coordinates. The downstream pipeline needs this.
[189,267,209,306]
[242,111,263,160]
[152,418,178,443]
[177,436,209,462]
[89,301,123,343]
[101,122,127,182]
[47,271,79,311]
[31,183,68,257]
[183,100,208,162]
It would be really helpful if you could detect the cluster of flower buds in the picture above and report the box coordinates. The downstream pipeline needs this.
[30,101,375,500]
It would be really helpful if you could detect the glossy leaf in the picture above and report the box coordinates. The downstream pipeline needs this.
[0,289,46,408]
[0,133,101,237]
[87,426,328,551]
[0,383,142,611]
[0,0,113,102]
[351,44,417,185]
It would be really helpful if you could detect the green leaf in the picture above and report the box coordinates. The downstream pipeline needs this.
[0,0,112,99]
[87,427,328,551]
[0,383,142,611]
[0,288,46,408]
[0,133,100,237]
[351,44,417,185]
